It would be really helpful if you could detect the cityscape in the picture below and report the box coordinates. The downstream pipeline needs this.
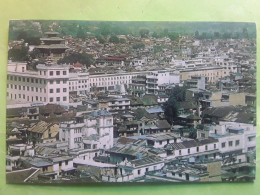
[6,21,256,183]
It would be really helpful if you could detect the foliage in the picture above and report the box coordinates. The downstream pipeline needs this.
[96,35,106,44]
[77,25,86,39]
[8,44,29,61]
[119,38,126,43]
[132,43,145,50]
[168,32,179,41]
[163,96,179,125]
[29,48,41,59]
[188,128,197,139]
[169,85,187,102]
[153,46,163,53]
[139,28,149,38]
[58,52,94,67]
[109,35,119,43]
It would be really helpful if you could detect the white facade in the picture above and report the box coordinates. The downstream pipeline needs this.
[59,110,114,152]
[7,62,70,105]
[210,121,256,155]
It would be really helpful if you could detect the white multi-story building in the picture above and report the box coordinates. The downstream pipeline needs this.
[209,121,256,163]
[214,56,239,74]
[69,72,89,95]
[59,110,114,151]
[7,62,70,105]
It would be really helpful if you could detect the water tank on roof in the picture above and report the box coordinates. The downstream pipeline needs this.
[136,153,142,159]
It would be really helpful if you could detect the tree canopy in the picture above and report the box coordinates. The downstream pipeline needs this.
[163,96,179,125]
[57,53,94,67]
[8,44,29,61]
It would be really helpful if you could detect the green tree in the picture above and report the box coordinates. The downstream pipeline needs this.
[153,46,162,53]
[188,128,197,139]
[168,32,179,41]
[8,44,29,61]
[96,35,106,44]
[139,28,149,38]
[214,32,220,39]
[195,30,200,39]
[29,48,41,59]
[100,22,111,37]
[58,53,94,67]
[242,28,248,38]
[133,43,145,49]
[169,85,187,102]
[163,96,179,125]
[77,25,86,39]
[109,35,119,43]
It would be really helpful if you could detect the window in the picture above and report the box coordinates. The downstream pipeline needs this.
[221,142,226,148]
[179,150,182,155]
[50,89,53,93]
[50,71,53,76]
[63,88,67,92]
[196,147,199,152]
[31,78,34,83]
[31,87,34,92]
[179,173,182,177]
[56,80,60,84]
[205,145,208,151]
[56,71,60,75]
[65,160,68,165]
[50,80,53,84]
[56,97,60,102]
[138,170,141,175]
[56,88,60,93]
[188,149,190,154]
[228,141,233,147]
[63,71,67,75]
[59,162,62,166]
[214,144,216,149]
[63,97,67,101]
[235,140,240,146]
[159,141,162,145]
[248,136,255,142]
[146,168,149,172]
[50,98,53,102]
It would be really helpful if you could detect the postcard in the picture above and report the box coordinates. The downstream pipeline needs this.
[6,20,256,183]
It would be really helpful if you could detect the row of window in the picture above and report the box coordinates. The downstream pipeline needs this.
[221,140,240,148]
[48,70,67,76]
[74,129,82,134]
[90,81,129,87]
[8,93,46,102]
[90,76,132,82]
[7,75,67,85]
[74,137,82,142]
[8,84,47,93]
[7,76,47,84]
[50,88,67,93]
[49,97,67,102]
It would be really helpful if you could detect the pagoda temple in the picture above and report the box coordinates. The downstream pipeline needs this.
[36,31,69,63]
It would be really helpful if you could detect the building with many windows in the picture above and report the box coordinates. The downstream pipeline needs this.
[7,62,70,105]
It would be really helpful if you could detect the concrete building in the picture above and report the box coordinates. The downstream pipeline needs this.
[7,62,70,105]
[59,110,114,151]
[180,66,225,83]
